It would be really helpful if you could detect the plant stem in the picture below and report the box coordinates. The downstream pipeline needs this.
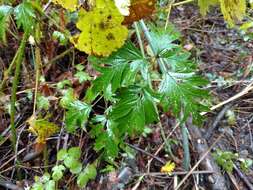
[134,22,145,58]
[139,20,191,167]
[0,48,19,92]
[33,46,41,115]
[43,145,48,173]
[165,0,175,29]
[139,20,176,158]
[10,31,28,151]
[139,20,167,73]
[44,47,74,68]
[134,21,153,88]
[181,123,190,170]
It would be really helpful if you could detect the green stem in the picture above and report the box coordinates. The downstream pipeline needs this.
[10,31,28,151]
[158,122,174,156]
[0,48,19,92]
[43,145,48,173]
[134,21,152,88]
[139,20,191,165]
[181,123,190,170]
[134,22,145,58]
[139,20,176,158]
[139,20,167,73]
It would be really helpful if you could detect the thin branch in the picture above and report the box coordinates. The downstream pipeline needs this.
[126,143,165,164]
[175,132,224,190]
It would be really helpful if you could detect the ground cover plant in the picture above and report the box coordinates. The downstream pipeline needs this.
[0,0,253,189]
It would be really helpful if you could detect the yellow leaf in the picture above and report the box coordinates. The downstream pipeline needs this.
[71,0,128,57]
[219,0,246,27]
[198,0,246,27]
[27,115,59,144]
[53,0,79,11]
[240,21,253,31]
[198,0,219,15]
[161,161,176,174]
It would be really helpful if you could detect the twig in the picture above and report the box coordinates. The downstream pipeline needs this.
[43,47,74,68]
[187,120,228,190]
[172,0,195,7]
[135,170,214,177]
[125,143,165,164]
[227,172,240,190]
[247,119,253,152]
[165,0,175,29]
[175,132,225,190]
[0,178,23,190]
[43,0,52,11]
[0,148,26,171]
[131,175,144,190]
[201,81,253,115]
[233,164,253,190]
[147,122,180,171]
[205,103,233,139]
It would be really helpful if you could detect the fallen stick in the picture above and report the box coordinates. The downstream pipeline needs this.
[135,170,214,177]
[176,120,228,190]
[201,81,253,115]
[0,178,23,190]
[205,103,233,139]
[126,143,165,164]
[233,164,253,190]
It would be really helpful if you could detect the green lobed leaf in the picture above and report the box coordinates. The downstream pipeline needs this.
[57,79,72,89]
[57,149,68,161]
[74,71,91,83]
[37,95,50,110]
[52,30,68,45]
[159,74,208,124]
[65,100,92,133]
[59,88,76,108]
[110,86,159,134]
[147,25,209,124]
[0,5,13,44]
[77,164,97,188]
[90,123,120,160]
[31,182,44,190]
[52,165,65,181]
[14,1,36,32]
[148,24,180,56]
[68,147,81,159]
[41,173,51,183]
[88,41,149,99]
[69,161,82,174]
[44,180,55,190]
[63,156,76,168]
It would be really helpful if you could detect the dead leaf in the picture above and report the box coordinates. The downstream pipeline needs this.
[123,0,156,25]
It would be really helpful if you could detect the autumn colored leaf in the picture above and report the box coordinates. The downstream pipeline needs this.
[219,0,246,27]
[27,115,59,144]
[52,0,79,11]
[198,0,246,27]
[71,0,128,57]
[123,0,156,25]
